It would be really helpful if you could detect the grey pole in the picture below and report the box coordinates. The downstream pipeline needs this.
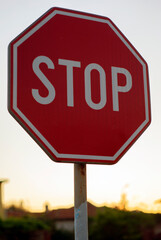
[74,163,88,240]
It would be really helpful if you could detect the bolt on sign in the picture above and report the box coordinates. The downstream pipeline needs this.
[8,7,151,164]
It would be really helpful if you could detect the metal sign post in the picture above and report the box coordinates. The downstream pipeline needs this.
[74,163,88,240]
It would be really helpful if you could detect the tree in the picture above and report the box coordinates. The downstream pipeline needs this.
[89,207,155,240]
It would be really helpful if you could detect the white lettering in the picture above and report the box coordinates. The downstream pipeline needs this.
[58,59,81,107]
[112,67,132,111]
[32,56,55,104]
[85,63,107,110]
[32,56,132,111]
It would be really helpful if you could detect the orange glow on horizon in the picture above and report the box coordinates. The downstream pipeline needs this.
[4,197,161,214]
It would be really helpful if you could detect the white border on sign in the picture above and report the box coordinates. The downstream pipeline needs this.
[12,9,150,162]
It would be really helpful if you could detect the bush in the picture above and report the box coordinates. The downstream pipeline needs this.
[51,229,74,240]
[89,207,155,240]
[0,217,50,240]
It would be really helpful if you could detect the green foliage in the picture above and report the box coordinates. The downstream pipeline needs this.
[0,217,51,240]
[51,229,74,240]
[0,207,159,240]
[89,207,156,240]
[0,217,74,240]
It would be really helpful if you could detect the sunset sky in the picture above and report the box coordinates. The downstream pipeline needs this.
[1,0,161,212]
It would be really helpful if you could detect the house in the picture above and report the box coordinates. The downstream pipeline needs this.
[45,202,105,232]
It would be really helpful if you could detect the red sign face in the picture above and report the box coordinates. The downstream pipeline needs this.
[8,7,151,164]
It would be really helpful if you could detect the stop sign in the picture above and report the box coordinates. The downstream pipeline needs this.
[8,7,151,164]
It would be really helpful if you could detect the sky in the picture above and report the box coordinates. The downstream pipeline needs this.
[0,0,161,212]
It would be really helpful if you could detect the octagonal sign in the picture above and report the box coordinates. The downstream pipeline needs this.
[8,7,151,164]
